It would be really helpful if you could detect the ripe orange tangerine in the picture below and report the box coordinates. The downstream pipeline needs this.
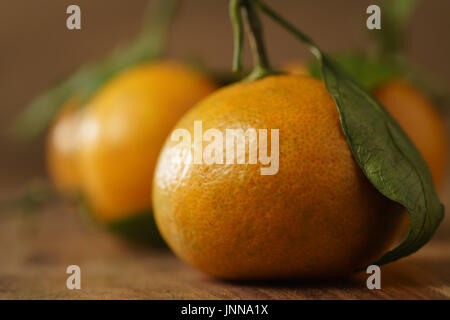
[153,75,404,279]
[77,61,218,223]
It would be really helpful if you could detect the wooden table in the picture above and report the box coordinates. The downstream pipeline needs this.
[1,198,449,300]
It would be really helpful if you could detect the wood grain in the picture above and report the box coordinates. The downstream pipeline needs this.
[0,200,449,300]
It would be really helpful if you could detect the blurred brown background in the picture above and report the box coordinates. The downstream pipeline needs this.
[1,0,450,188]
[1,0,450,299]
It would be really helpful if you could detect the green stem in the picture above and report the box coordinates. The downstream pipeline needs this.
[230,0,244,72]
[230,0,276,80]
[243,1,275,80]
[253,0,322,61]
[114,0,179,67]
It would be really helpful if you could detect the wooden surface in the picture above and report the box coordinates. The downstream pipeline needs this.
[0,200,449,300]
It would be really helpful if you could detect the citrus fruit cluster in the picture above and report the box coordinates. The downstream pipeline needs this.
[20,0,445,280]
[47,61,216,239]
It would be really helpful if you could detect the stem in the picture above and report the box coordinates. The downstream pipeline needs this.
[110,0,179,70]
[243,1,274,80]
[230,0,244,72]
[230,0,276,80]
[253,0,322,61]
[141,0,179,58]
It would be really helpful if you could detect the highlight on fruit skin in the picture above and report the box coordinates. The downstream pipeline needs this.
[152,74,405,280]
[46,99,84,197]
[77,60,218,224]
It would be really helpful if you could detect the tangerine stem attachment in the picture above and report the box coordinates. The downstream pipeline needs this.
[230,0,244,73]
[242,1,275,80]
[253,0,323,61]
[230,0,277,80]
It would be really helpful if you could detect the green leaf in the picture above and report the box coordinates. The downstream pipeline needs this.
[255,0,444,266]
[308,52,450,110]
[12,0,178,142]
[320,55,444,266]
[307,52,401,90]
